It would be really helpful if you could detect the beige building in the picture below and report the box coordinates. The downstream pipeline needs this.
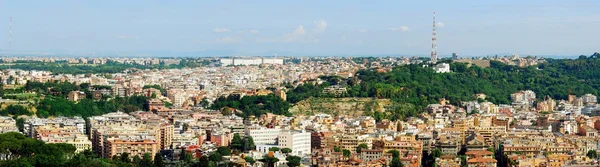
[104,137,159,160]
[0,116,18,133]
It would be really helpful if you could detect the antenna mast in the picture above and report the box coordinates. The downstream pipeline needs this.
[430,12,437,64]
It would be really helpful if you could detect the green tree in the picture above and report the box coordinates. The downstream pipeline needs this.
[286,156,302,167]
[243,136,256,151]
[140,153,153,167]
[154,152,164,167]
[209,152,222,162]
[217,146,231,156]
[181,149,193,163]
[356,143,368,153]
[133,155,141,166]
[197,155,210,167]
[281,148,292,155]
[587,150,598,159]
[231,133,243,151]
[342,149,351,157]
[333,146,341,152]
[262,155,279,167]
[244,156,256,165]
[269,147,280,152]
[389,149,403,167]
[15,117,25,132]
[120,152,131,163]
[431,148,442,158]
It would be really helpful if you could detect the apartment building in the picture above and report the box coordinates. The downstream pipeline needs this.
[25,117,86,137]
[278,130,311,156]
[0,116,18,133]
[104,136,159,160]
[245,127,281,145]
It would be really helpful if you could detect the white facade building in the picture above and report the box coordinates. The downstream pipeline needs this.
[434,63,451,73]
[277,130,311,156]
[245,128,281,145]
[220,58,283,66]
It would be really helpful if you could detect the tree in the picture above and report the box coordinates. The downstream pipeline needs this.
[342,149,351,157]
[333,146,341,152]
[197,155,210,167]
[209,152,223,162]
[153,152,164,167]
[286,156,302,167]
[391,157,403,167]
[181,149,193,163]
[356,143,368,153]
[140,153,153,167]
[243,136,256,151]
[231,133,243,151]
[15,117,24,132]
[133,155,141,166]
[262,155,279,167]
[269,147,280,152]
[281,148,292,155]
[244,156,256,165]
[120,152,130,163]
[217,146,231,156]
[587,150,598,159]
[389,150,403,167]
[431,148,442,158]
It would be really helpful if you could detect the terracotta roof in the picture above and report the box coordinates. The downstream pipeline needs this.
[465,150,493,156]
[467,157,497,163]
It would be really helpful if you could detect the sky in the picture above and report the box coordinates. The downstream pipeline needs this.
[0,0,599,57]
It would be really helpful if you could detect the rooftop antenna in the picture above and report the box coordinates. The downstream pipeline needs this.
[430,12,437,64]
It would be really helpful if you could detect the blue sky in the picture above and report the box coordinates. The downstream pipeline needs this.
[0,0,599,57]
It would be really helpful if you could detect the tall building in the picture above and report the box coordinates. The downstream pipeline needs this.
[245,127,281,145]
[452,53,459,60]
[278,130,311,156]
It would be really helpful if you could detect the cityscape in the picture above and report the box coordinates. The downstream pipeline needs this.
[1,1,600,167]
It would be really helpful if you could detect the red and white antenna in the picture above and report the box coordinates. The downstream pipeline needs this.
[430,12,437,64]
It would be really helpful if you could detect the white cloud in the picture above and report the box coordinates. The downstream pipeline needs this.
[313,19,327,32]
[258,25,318,43]
[389,26,410,32]
[117,35,139,39]
[216,36,241,43]
[436,22,445,27]
[358,29,368,33]
[292,25,306,35]
[213,28,231,33]
[249,30,259,34]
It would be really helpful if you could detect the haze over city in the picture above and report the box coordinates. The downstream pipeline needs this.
[4,1,600,167]
[0,0,599,57]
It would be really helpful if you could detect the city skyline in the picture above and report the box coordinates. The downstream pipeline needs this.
[0,0,599,57]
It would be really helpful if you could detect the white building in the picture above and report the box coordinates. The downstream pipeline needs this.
[434,63,451,73]
[245,128,281,145]
[277,130,311,156]
[25,116,86,137]
[0,116,18,133]
[220,58,283,66]
[583,94,597,105]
